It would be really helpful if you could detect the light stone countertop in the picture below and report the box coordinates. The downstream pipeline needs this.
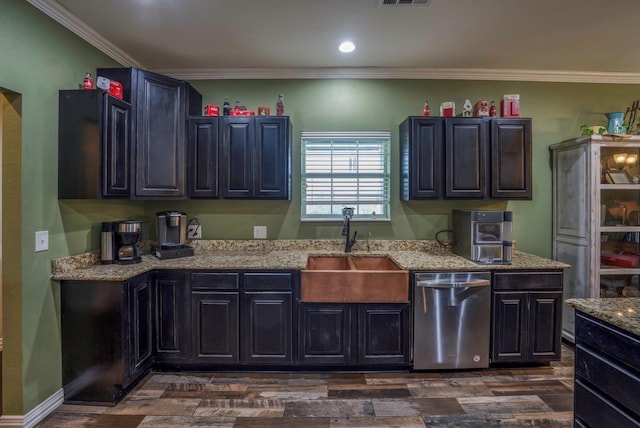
[51,239,569,282]
[566,298,640,337]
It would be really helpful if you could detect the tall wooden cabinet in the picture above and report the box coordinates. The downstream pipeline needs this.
[400,116,531,200]
[551,135,640,340]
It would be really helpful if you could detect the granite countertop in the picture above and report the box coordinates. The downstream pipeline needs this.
[51,239,570,282]
[566,298,640,337]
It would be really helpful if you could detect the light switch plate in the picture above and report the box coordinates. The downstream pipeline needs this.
[253,226,267,239]
[35,230,49,252]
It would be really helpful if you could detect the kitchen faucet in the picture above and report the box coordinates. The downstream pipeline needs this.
[342,207,357,252]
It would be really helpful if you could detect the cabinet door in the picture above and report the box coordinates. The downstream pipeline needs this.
[254,117,291,199]
[243,292,293,364]
[490,118,532,199]
[126,275,153,386]
[445,118,487,198]
[220,117,254,198]
[154,272,190,363]
[528,291,562,360]
[491,291,527,362]
[102,94,131,197]
[191,291,239,363]
[299,303,351,365]
[358,304,410,365]
[188,117,219,198]
[134,70,185,197]
[400,117,443,199]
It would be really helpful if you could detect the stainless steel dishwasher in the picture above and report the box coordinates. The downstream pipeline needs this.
[413,271,491,370]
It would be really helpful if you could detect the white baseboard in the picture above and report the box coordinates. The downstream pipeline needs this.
[0,388,64,428]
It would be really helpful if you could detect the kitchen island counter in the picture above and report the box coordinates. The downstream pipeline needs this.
[52,239,569,282]
[566,297,640,337]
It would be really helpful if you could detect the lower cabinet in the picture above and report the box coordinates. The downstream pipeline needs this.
[243,291,293,364]
[298,302,410,366]
[491,271,563,363]
[61,273,153,405]
[154,271,190,364]
[574,311,640,427]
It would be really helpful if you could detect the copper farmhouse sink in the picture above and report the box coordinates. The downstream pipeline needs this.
[301,256,409,303]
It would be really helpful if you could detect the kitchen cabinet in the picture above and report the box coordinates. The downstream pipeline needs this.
[58,90,131,198]
[573,311,640,427]
[551,136,640,340]
[190,272,240,364]
[96,67,202,198]
[154,271,190,364]
[220,116,291,199]
[298,302,410,366]
[491,271,563,364]
[400,116,532,200]
[61,273,152,405]
[188,116,219,198]
[190,270,296,365]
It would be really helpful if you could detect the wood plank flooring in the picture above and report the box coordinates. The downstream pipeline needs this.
[37,345,574,427]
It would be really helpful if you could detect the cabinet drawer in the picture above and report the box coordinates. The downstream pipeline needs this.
[576,343,640,416]
[575,379,640,428]
[492,271,562,290]
[576,312,640,369]
[191,272,239,290]
[244,272,293,290]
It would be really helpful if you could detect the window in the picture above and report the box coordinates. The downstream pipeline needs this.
[301,132,390,221]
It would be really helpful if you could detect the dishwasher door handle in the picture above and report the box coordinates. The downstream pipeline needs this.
[416,279,490,289]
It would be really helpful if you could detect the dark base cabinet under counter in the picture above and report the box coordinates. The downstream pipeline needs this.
[573,310,640,427]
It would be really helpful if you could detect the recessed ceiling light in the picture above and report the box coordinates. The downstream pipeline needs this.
[339,41,356,53]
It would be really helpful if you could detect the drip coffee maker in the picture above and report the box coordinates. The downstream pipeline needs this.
[155,211,194,259]
[115,220,142,264]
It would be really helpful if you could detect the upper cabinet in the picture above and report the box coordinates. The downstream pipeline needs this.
[400,116,532,200]
[58,67,202,199]
[59,90,131,198]
[97,67,202,198]
[188,116,292,200]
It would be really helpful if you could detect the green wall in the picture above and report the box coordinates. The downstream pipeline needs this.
[1,0,638,416]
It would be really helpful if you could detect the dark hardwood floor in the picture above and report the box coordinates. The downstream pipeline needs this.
[37,345,574,427]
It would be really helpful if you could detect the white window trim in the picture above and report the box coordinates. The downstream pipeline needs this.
[301,131,391,222]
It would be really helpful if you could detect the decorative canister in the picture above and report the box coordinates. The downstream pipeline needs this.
[605,112,626,134]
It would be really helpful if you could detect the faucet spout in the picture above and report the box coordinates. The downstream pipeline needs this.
[341,207,356,252]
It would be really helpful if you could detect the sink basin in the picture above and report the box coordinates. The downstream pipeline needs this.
[301,256,409,303]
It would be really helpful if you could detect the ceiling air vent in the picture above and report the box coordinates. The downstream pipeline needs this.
[379,0,431,6]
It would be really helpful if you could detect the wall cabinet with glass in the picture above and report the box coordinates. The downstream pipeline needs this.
[551,135,640,340]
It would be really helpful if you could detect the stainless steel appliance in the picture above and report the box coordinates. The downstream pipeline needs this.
[100,221,117,264]
[155,211,194,259]
[413,271,491,370]
[114,220,142,264]
[452,209,513,265]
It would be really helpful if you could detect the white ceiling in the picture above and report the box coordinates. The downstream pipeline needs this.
[27,0,640,83]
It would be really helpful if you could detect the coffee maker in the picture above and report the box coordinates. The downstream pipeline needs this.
[155,211,194,259]
[101,220,143,264]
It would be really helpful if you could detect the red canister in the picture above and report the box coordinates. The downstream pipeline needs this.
[83,72,94,89]
[204,105,220,116]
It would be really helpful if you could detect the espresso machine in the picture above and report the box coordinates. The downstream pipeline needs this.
[101,220,143,264]
[155,211,194,259]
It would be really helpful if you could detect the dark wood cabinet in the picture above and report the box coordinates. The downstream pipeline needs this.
[574,311,640,427]
[491,271,563,364]
[97,67,202,198]
[61,273,152,405]
[299,302,410,366]
[220,116,291,199]
[154,271,190,364]
[490,118,532,199]
[58,90,131,198]
[190,272,240,363]
[400,116,531,200]
[188,117,219,198]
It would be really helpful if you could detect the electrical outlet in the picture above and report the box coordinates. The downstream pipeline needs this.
[253,226,267,239]
[187,224,202,239]
[35,230,49,252]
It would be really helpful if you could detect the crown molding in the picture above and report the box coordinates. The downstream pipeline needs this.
[26,0,640,84]
[156,67,640,84]
[25,0,142,68]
